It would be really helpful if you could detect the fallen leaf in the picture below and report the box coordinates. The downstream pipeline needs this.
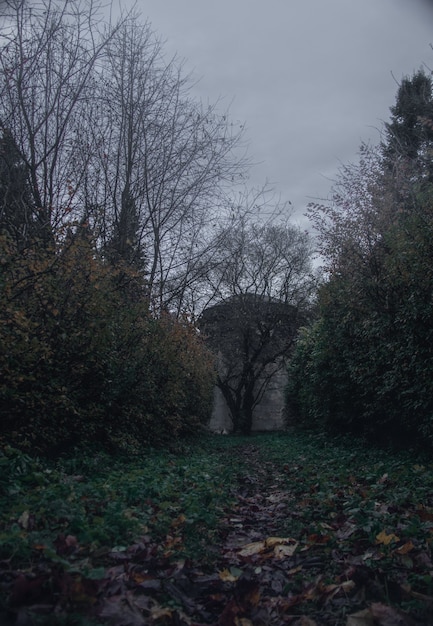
[346,608,375,626]
[151,605,173,620]
[362,547,384,561]
[238,537,298,558]
[323,579,356,600]
[219,568,239,582]
[266,492,286,503]
[130,571,153,584]
[265,536,297,548]
[171,513,186,527]
[99,593,147,625]
[242,582,261,607]
[274,542,299,558]
[54,533,79,556]
[18,510,30,529]
[307,533,331,545]
[238,541,265,557]
[414,550,433,568]
[375,530,400,545]
[9,573,48,607]
[394,541,414,555]
[378,473,389,484]
[336,521,358,540]
[417,506,433,522]
[397,554,414,569]
[405,588,433,604]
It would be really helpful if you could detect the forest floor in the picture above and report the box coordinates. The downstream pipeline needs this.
[1,432,433,625]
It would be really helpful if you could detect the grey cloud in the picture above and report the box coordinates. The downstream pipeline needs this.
[139,0,432,219]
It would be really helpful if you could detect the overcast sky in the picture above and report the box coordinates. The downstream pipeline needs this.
[135,1,432,230]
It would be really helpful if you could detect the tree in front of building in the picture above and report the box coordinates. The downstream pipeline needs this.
[200,215,316,434]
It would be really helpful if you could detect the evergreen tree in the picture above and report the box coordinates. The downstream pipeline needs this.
[0,126,35,250]
[383,70,433,182]
[104,190,147,300]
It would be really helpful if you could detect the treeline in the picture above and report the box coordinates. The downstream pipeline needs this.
[288,70,433,449]
[0,1,319,453]
[0,0,236,453]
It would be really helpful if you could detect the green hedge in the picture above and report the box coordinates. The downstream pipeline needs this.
[0,233,214,454]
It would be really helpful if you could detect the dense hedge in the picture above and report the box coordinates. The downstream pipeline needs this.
[0,233,215,455]
[288,184,433,449]
[287,73,433,449]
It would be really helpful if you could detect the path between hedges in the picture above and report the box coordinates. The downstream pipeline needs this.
[4,443,431,625]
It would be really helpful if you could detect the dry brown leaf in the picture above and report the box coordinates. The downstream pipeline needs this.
[238,541,265,557]
[265,536,296,548]
[238,537,298,558]
[287,565,303,575]
[218,568,239,582]
[273,542,299,558]
[394,541,415,555]
[150,605,173,620]
[375,530,400,545]
[346,608,375,626]
[323,579,356,600]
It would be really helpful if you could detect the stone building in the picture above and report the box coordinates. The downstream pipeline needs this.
[199,294,298,433]
[207,364,288,432]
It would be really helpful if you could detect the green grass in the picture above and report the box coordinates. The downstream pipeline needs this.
[2,432,433,569]
[2,431,433,623]
[0,437,246,570]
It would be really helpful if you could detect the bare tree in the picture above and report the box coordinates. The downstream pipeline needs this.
[0,0,127,245]
[87,15,247,309]
[199,210,316,434]
[0,0,249,313]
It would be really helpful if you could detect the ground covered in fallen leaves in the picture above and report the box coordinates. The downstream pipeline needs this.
[1,432,433,625]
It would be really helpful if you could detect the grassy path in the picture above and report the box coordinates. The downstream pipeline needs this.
[1,433,433,624]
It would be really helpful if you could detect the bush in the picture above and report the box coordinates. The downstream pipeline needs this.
[288,200,433,448]
[0,232,215,454]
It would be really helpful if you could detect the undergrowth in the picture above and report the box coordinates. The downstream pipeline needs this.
[1,431,433,624]
[0,437,244,572]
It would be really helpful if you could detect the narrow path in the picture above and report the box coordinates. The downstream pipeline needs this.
[128,443,428,626]
[113,443,349,626]
[95,443,329,625]
[4,440,433,625]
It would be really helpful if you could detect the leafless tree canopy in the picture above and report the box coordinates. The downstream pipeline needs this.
[0,0,247,310]
[198,213,317,433]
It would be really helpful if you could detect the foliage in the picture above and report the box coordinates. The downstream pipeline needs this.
[0,127,38,250]
[290,71,433,448]
[2,433,433,624]
[0,226,215,453]
[0,436,243,623]
[383,69,433,181]
[0,438,239,564]
[286,321,341,428]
